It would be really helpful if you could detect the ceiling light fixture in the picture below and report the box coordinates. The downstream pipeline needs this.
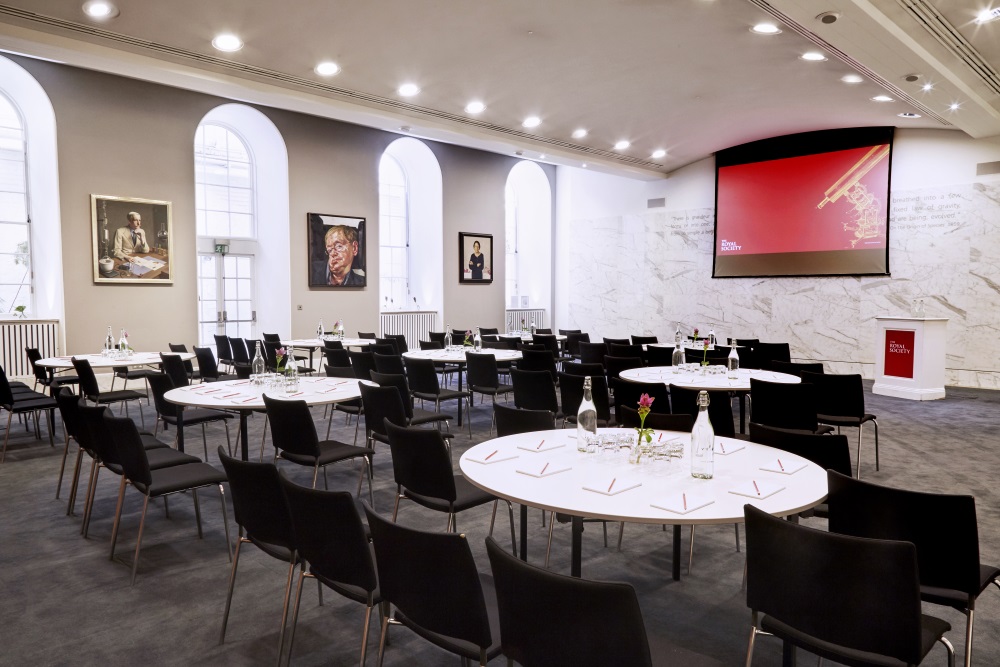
[572,128,588,139]
[841,74,864,84]
[751,23,781,34]
[975,8,1000,23]
[898,112,921,118]
[464,101,486,114]
[800,52,827,61]
[614,140,631,151]
[651,149,667,159]
[522,116,541,129]
[211,34,243,52]
[539,154,546,159]
[314,62,340,76]
[949,102,961,111]
[82,1,118,18]
[397,83,420,97]
[581,163,588,168]
[871,95,894,102]
[816,11,840,24]
[921,83,934,91]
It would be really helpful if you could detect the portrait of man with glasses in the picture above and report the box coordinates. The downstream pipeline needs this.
[308,214,367,287]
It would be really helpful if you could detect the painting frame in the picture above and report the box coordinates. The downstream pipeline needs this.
[91,194,174,284]
[459,232,494,284]
[308,213,367,288]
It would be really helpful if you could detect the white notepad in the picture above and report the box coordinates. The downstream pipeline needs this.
[759,458,807,475]
[517,442,565,453]
[714,441,745,456]
[650,494,715,515]
[467,453,519,465]
[516,465,572,478]
[729,480,785,500]
[582,480,642,496]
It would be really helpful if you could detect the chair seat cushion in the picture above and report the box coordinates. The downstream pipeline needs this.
[413,389,470,403]
[114,368,160,379]
[94,390,145,403]
[410,408,451,425]
[280,440,373,467]
[817,413,876,428]
[760,611,950,667]
[405,475,495,513]
[145,447,203,469]
[248,535,298,563]
[164,408,234,426]
[136,462,228,496]
[8,396,57,411]
[920,563,1000,609]
[140,432,171,450]
[470,384,513,396]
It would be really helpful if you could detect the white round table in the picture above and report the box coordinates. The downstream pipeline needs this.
[499,333,567,343]
[165,377,363,460]
[36,351,194,371]
[620,366,800,433]
[282,338,374,370]
[460,428,827,579]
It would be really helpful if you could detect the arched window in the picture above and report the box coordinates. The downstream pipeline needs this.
[195,123,254,239]
[505,161,552,313]
[0,92,29,316]
[379,154,408,311]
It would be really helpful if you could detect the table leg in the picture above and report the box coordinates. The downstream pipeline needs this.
[672,525,682,581]
[457,363,465,427]
[739,394,747,434]
[519,504,528,561]
[571,515,583,578]
[239,410,250,461]
[781,641,796,666]
[176,406,185,453]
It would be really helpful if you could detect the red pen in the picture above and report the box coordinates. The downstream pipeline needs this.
[485,450,498,461]
[777,459,784,471]
[607,478,616,493]
[719,442,726,454]
[540,462,549,475]
[537,439,545,450]
[753,480,761,495]
[683,493,687,510]
[657,432,663,442]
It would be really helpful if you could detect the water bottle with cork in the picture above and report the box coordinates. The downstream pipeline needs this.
[576,376,598,452]
[316,319,324,340]
[444,324,453,349]
[473,326,482,352]
[103,326,114,356]
[251,341,266,380]
[690,390,714,479]
[727,344,740,379]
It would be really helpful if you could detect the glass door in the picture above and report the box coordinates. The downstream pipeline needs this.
[197,252,255,348]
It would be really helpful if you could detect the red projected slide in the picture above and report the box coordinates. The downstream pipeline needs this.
[716,144,890,256]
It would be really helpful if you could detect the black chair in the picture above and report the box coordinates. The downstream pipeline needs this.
[1,365,57,462]
[403,356,471,436]
[684,348,729,365]
[479,327,499,336]
[564,332,590,359]
[558,329,582,335]
[619,405,693,432]
[755,342,791,371]
[426,331,446,345]
[325,365,363,443]
[494,404,555,437]
[602,337,630,346]
[159,353,191,388]
[611,378,670,426]
[743,503,955,667]
[193,346,238,382]
[578,342,609,368]
[532,334,570,364]
[534,328,552,335]
[357,332,377,340]
[214,334,235,371]
[464,352,514,435]
[347,350,377,381]
[373,352,406,376]
[279,474,382,667]
[375,337,401,355]
[669,384,735,438]
[369,370,452,431]
[217,448,299,658]
[71,357,146,429]
[26,347,79,395]
[802,371,880,478]
[485,536,663,667]
[262,395,373,498]
[370,343,396,356]
[263,341,310,374]
[265,332,308,364]
[358,382,410,453]
[511,368,562,420]
[732,338,760,369]
[418,340,461,385]
[323,347,351,368]
[147,373,233,461]
[770,360,824,378]
[563,361,605,377]
[558,373,611,427]
[827,470,999,667]
[608,343,644,360]
[749,378,832,434]
[322,339,344,350]
[103,412,231,585]
[54,389,84,502]
[645,345,676,367]
[168,343,200,382]
[229,336,251,369]
[604,356,644,386]
[110,360,157,400]
[517,349,559,383]
[631,335,658,346]
[363,503,502,666]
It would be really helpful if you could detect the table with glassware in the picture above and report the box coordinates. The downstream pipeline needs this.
[281,337,375,370]
[498,332,567,343]
[460,427,827,579]
[619,366,800,434]
[164,375,364,461]
[35,351,194,372]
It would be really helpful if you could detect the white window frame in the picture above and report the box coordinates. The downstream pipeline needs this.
[379,154,410,312]
[0,90,31,317]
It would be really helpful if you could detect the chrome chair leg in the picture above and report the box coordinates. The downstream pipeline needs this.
[219,534,246,644]
[129,494,151,586]
[109,476,128,559]
[284,567,307,666]
[192,488,203,539]
[276,555,298,665]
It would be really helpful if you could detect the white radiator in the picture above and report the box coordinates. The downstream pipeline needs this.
[505,309,547,333]
[379,311,438,350]
[1,319,60,377]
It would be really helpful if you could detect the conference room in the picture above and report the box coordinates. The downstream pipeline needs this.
[1,1,999,665]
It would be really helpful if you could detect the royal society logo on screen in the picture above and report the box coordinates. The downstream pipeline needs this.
[720,240,742,252]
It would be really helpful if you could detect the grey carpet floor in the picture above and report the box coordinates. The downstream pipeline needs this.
[1,381,997,666]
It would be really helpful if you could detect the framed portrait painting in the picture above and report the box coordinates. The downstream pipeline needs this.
[91,194,173,283]
[459,232,493,284]
[308,213,367,288]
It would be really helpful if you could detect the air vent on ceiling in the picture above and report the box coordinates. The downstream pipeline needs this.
[647,198,666,209]
[977,161,1000,176]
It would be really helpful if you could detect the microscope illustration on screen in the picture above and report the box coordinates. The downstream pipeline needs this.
[816,144,890,247]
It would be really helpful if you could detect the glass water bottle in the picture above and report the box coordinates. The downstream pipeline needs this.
[104,326,114,356]
[576,376,598,452]
[690,391,714,479]
[251,341,266,378]
[674,322,682,345]
[473,326,482,352]
[727,345,740,379]
[117,328,127,352]
[444,324,453,349]
[671,341,685,369]
[316,319,324,340]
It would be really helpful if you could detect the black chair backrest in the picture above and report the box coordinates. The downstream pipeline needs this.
[229,337,250,364]
[465,352,500,391]
[645,345,675,367]
[218,446,295,548]
[373,353,406,376]
[478,328,499,336]
[578,342,608,368]
[262,333,282,343]
[147,373,179,418]
[322,339,344,350]
[748,423,851,477]
[102,411,152,488]
[531,334,561,357]
[684,348,728,365]
[510,368,559,414]
[244,339,263,365]
[534,328,552,335]
[826,470,982,596]
[564,332,590,357]
[326,365,356,379]
[160,354,190,388]
[427,331,446,345]
[558,329,582,335]
[357,332,377,340]
[262,341,282,371]
[771,360,824,378]
[402,357,441,395]
[602,337,629,346]
[384,420,455,502]
[668,384,735,438]
[731,339,760,369]
[214,334,234,362]
[26,347,47,382]
[279,474,377,595]
[358,383,407,440]
[756,342,791,370]
[363,503,493,650]
[494,404,555,437]
[630,335,658,345]
[610,378,671,425]
[370,345,396,355]
[375,337,401,355]
[619,405,693,432]
[76,403,113,461]
[234,364,252,380]
[485,536,652,667]
[517,349,557,382]
[604,356,643,383]
[386,334,409,354]
[168,343,188,353]
[483,339,516,350]
[608,344,643,359]
[194,346,221,380]
[800,371,865,420]
[323,348,351,368]
[370,371,413,420]
[347,350,376,381]
[71,357,101,399]
[558,373,611,423]
[744,504,925,665]
[55,388,84,441]
[419,340,443,351]
[562,362,605,377]
[749,378,819,432]
[262,395,320,458]
[518,342,546,353]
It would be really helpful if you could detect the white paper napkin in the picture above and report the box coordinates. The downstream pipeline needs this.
[467,453,519,465]
[650,493,715,515]
[582,479,642,496]
[516,464,572,478]
[729,480,785,500]
[714,441,745,456]
[759,458,807,475]
[516,441,565,453]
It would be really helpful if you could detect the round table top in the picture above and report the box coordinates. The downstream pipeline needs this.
[36,352,194,370]
[164,377,363,410]
[460,428,827,525]
[282,338,374,349]
[619,366,800,391]
[402,348,523,363]
[499,333,567,342]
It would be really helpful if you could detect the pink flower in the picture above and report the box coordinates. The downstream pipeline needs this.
[703,340,709,350]
[276,347,286,356]
[693,328,699,337]
[638,394,654,409]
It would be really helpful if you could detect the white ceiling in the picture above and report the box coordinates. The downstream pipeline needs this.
[0,0,997,179]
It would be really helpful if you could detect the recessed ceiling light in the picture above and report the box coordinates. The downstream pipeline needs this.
[581,163,588,168]
[949,102,961,111]
[751,23,781,34]
[614,140,631,151]
[522,116,541,129]
[399,126,411,133]
[651,149,667,159]
[211,34,243,52]
[975,8,1000,24]
[572,128,588,139]
[841,74,864,84]
[314,61,340,76]
[871,95,894,102]
[82,1,118,18]
[397,83,420,97]
[464,100,486,114]
[515,150,524,156]
[921,83,934,91]
[539,154,546,159]
[898,112,922,118]
[800,52,827,62]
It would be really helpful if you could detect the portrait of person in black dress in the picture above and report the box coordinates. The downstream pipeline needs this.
[469,240,485,280]
[458,232,493,283]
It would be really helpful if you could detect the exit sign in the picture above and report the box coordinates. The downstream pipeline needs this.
[214,243,229,254]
